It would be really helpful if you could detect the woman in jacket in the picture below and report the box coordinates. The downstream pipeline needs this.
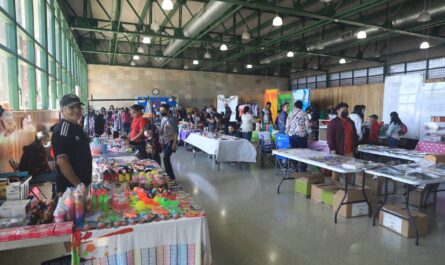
[327,102,359,156]
[240,106,257,141]
[386,111,402,148]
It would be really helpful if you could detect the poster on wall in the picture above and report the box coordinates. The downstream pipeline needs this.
[263,89,279,122]
[217,95,239,122]
[382,74,423,139]
[292,88,310,111]
[418,82,445,141]
[278,93,293,113]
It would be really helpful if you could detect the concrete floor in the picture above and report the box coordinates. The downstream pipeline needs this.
[1,148,445,264]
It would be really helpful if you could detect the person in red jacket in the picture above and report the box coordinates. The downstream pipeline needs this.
[327,102,359,156]
[368,114,382,144]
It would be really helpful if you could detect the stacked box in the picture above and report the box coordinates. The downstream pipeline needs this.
[355,173,396,196]
[332,187,371,218]
[294,172,324,198]
[311,184,334,203]
[321,186,342,207]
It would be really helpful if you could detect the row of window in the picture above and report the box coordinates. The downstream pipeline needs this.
[0,0,87,111]
[290,57,445,90]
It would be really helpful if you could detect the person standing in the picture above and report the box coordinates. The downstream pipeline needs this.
[240,106,257,141]
[286,100,310,171]
[327,102,358,156]
[51,94,92,194]
[159,104,179,180]
[129,104,149,158]
[223,103,232,134]
[368,114,382,144]
[276,102,289,133]
[261,102,273,127]
[386,111,403,148]
[122,107,131,134]
[349,105,364,142]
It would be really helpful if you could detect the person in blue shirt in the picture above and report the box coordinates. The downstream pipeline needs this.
[276,102,289,133]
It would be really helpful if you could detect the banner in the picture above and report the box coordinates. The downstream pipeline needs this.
[292,88,311,111]
[278,92,293,113]
[216,95,238,122]
[263,89,279,122]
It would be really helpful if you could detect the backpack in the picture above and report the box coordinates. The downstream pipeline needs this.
[398,123,408,136]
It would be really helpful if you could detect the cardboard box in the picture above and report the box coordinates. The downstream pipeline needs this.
[321,185,342,207]
[409,188,437,208]
[0,227,18,242]
[379,204,429,238]
[0,200,30,218]
[54,222,73,236]
[294,172,324,198]
[6,177,31,201]
[424,154,445,165]
[355,173,395,196]
[333,187,371,218]
[15,225,37,240]
[311,184,334,203]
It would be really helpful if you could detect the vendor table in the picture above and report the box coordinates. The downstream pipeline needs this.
[415,140,445,154]
[358,144,426,162]
[185,133,257,170]
[365,164,445,246]
[179,129,202,142]
[0,234,70,251]
[74,217,211,265]
[272,149,374,223]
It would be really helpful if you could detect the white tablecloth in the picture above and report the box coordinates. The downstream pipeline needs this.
[185,133,257,163]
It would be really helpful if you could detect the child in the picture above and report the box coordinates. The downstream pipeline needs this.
[144,124,162,165]
[368,114,382,144]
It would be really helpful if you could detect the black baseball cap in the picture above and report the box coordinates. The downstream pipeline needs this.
[369,114,379,119]
[131,104,144,111]
[60,94,84,108]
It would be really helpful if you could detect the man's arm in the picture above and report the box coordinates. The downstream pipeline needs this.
[57,155,81,186]
[131,130,144,142]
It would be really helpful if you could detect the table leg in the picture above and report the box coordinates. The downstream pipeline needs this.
[373,177,389,226]
[360,171,372,217]
[335,173,349,224]
[405,185,419,246]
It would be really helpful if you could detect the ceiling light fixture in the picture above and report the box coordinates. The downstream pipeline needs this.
[339,58,346,64]
[142,37,151,44]
[320,0,333,3]
[420,41,430,49]
[133,55,140,60]
[356,30,367,39]
[161,0,173,11]
[130,60,136,66]
[184,64,189,69]
[417,9,431,23]
[204,50,211,59]
[233,67,238,73]
[220,44,228,51]
[272,15,283,27]
[137,46,144,53]
[246,64,253,69]
[193,59,199,65]
[242,30,251,40]
[286,51,294,58]
[151,21,160,32]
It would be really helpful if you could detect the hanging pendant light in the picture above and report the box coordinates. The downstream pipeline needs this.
[356,30,367,39]
[246,64,253,69]
[233,67,238,73]
[286,51,294,58]
[339,58,346,64]
[272,15,283,27]
[151,21,160,32]
[161,0,173,11]
[220,44,228,51]
[137,46,144,53]
[417,9,431,22]
[204,50,211,59]
[184,64,189,69]
[133,55,140,60]
[242,30,251,40]
[420,41,430,49]
[130,60,136,66]
[142,37,151,44]
[193,60,199,65]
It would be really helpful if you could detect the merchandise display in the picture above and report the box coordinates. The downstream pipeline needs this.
[358,144,427,162]
[90,137,135,157]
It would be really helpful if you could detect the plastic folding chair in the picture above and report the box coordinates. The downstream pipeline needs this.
[275,133,294,194]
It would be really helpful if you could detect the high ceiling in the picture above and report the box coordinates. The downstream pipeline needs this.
[58,0,445,77]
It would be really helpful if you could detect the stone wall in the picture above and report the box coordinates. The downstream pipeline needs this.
[88,65,288,109]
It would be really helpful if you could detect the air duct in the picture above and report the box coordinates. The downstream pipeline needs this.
[262,1,445,64]
[155,1,233,66]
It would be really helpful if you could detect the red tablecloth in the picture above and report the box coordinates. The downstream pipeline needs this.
[415,141,445,154]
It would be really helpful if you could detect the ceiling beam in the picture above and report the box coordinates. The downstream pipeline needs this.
[110,0,122,65]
